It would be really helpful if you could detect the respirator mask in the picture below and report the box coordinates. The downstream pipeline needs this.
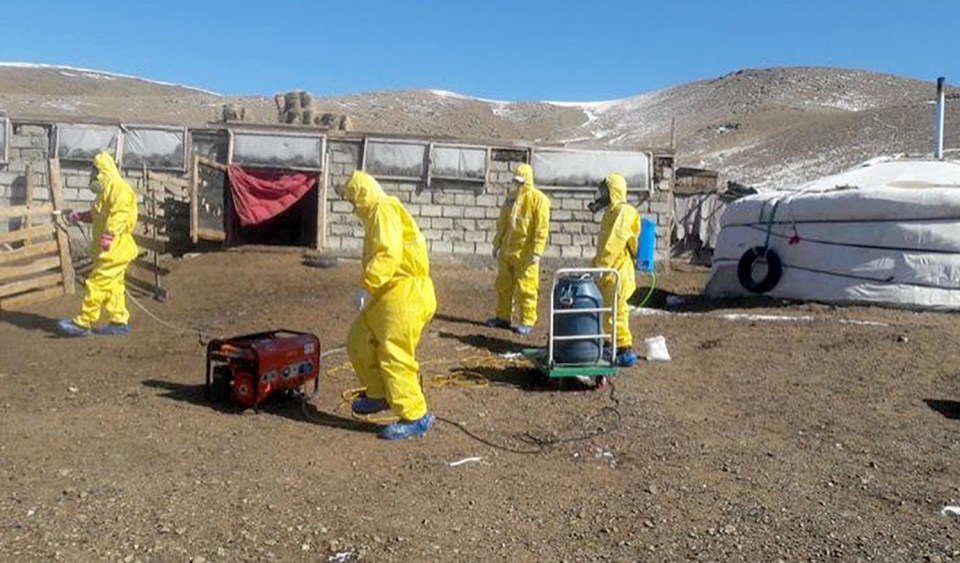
[587,179,611,213]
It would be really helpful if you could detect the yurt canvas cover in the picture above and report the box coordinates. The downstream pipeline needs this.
[705,157,960,310]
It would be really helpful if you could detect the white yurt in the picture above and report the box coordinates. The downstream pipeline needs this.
[705,156,960,310]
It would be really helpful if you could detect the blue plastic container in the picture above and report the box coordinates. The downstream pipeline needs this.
[553,276,603,364]
[637,217,656,272]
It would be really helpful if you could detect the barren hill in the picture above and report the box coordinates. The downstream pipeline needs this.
[0,63,956,190]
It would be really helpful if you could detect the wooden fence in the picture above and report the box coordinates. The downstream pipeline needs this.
[0,160,75,309]
[126,166,190,301]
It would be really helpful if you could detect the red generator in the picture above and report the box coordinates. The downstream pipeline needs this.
[205,330,320,408]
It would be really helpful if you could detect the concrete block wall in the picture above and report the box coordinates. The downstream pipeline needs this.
[0,121,187,252]
[0,124,52,232]
[324,141,674,263]
[1,119,675,264]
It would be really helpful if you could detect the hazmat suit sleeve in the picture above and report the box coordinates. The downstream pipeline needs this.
[531,194,550,256]
[492,202,510,251]
[593,206,640,268]
[105,183,136,236]
[363,203,404,294]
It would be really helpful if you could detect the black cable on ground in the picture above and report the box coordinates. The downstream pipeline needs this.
[438,378,622,455]
[59,218,627,451]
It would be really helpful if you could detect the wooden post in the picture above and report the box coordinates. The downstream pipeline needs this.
[317,150,329,251]
[47,158,75,295]
[665,187,673,278]
[22,162,34,246]
[190,154,199,244]
[145,163,161,293]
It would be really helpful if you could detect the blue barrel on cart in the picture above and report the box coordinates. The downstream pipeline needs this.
[637,217,656,272]
[553,276,603,364]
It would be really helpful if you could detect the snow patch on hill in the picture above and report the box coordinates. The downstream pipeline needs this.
[0,62,220,96]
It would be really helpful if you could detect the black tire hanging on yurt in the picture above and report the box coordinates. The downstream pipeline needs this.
[737,246,783,294]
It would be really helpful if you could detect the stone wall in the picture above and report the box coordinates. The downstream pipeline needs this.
[324,141,674,262]
[0,122,188,254]
[1,119,675,265]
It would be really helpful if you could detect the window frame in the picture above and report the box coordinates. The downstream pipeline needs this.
[530,146,653,194]
[0,117,9,164]
[54,123,122,164]
[361,137,429,182]
[427,142,490,186]
[227,129,326,172]
[119,123,189,172]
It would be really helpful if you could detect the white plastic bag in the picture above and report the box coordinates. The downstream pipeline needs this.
[644,335,671,362]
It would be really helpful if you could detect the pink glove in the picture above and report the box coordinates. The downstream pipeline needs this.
[64,210,92,224]
[99,232,114,252]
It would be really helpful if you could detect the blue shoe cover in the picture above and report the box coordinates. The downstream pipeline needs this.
[56,319,89,337]
[93,323,131,336]
[485,317,510,329]
[379,413,435,440]
[513,324,533,336]
[615,348,638,367]
[352,396,390,415]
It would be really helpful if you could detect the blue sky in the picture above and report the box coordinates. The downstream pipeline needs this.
[2,0,957,101]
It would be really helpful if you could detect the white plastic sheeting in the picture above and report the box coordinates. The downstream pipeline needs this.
[364,139,427,179]
[56,124,119,161]
[122,126,185,170]
[706,158,960,310]
[532,148,649,190]
[231,132,323,170]
[431,144,486,181]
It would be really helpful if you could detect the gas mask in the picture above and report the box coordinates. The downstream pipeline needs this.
[88,179,104,195]
[335,183,358,214]
[587,179,611,213]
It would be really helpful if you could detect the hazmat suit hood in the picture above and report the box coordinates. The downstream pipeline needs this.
[340,170,385,218]
[588,172,628,213]
[93,152,122,192]
[513,163,535,192]
[606,173,627,204]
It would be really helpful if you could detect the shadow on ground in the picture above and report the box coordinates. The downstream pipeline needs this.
[437,330,526,355]
[433,312,489,328]
[142,379,379,433]
[924,399,960,420]
[0,311,70,338]
[631,286,809,314]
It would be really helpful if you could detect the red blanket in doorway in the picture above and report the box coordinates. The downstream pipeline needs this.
[227,165,317,227]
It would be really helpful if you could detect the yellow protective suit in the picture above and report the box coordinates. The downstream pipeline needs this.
[591,173,640,350]
[74,152,139,328]
[492,163,550,326]
[341,171,437,421]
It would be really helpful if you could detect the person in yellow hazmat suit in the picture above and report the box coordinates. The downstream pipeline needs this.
[338,170,438,440]
[588,173,640,367]
[56,151,139,337]
[486,163,550,336]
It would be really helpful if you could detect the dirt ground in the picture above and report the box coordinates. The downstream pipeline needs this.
[2,251,960,561]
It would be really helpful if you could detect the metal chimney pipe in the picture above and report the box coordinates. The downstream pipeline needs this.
[935,77,945,159]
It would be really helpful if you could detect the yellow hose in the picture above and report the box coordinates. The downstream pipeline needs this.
[326,354,534,423]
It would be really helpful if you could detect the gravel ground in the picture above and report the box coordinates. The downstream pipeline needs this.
[1,252,960,561]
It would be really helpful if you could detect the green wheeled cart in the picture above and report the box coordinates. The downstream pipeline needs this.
[522,267,620,389]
